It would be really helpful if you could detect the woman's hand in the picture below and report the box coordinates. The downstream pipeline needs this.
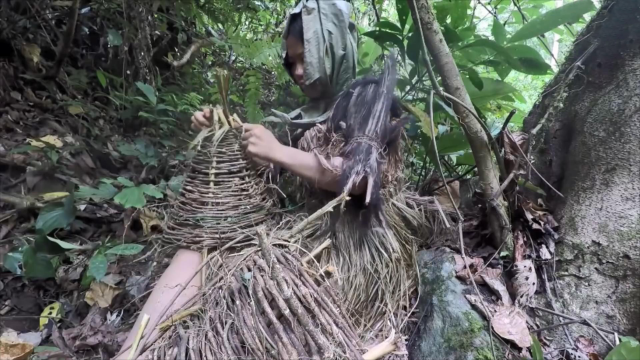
[241,124,283,164]
[190,108,213,130]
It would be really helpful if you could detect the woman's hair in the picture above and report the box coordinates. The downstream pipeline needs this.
[287,13,304,42]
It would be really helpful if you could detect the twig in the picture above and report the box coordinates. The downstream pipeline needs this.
[44,0,80,79]
[499,109,517,136]
[492,171,516,199]
[289,193,348,236]
[531,306,618,335]
[128,314,150,360]
[302,239,332,264]
[584,318,615,349]
[430,165,477,192]
[370,0,380,22]
[171,39,212,68]
[505,130,563,198]
[531,319,583,333]
[429,90,463,220]
[458,223,497,360]
[362,329,396,360]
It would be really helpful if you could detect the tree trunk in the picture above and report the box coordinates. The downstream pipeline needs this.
[524,0,640,351]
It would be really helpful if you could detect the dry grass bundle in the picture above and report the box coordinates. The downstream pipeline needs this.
[149,230,368,360]
[163,106,278,248]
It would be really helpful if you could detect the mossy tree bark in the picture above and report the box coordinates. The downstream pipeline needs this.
[523,0,640,351]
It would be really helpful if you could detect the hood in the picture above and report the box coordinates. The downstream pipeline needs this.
[264,0,357,128]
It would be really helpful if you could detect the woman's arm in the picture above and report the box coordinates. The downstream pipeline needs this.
[241,124,365,195]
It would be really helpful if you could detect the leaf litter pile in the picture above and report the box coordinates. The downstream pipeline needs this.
[1,1,638,360]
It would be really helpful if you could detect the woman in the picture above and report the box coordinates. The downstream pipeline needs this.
[191,0,362,196]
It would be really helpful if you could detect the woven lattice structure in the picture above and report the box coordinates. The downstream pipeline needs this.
[163,106,278,248]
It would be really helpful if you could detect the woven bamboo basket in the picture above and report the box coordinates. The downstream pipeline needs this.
[163,105,278,248]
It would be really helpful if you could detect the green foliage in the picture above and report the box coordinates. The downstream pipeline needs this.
[605,337,640,360]
[88,253,108,280]
[107,29,123,46]
[35,195,76,235]
[243,70,265,123]
[117,139,160,166]
[509,0,596,43]
[23,246,56,280]
[76,182,118,202]
[113,187,146,209]
[135,82,157,105]
[3,251,23,275]
[530,334,544,360]
[105,244,145,255]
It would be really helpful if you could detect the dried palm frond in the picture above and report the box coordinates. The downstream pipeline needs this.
[163,106,278,248]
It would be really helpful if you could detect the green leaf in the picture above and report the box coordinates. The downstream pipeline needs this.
[114,187,146,208]
[362,30,406,60]
[358,38,382,68]
[450,0,470,29]
[107,29,123,46]
[47,236,82,250]
[492,18,507,45]
[35,346,61,353]
[10,145,41,154]
[530,334,544,360]
[442,24,464,46]
[106,244,144,256]
[168,175,185,193]
[605,337,640,360]
[396,0,410,32]
[406,30,422,65]
[140,184,163,199]
[466,68,484,91]
[463,77,517,105]
[117,177,135,187]
[464,39,551,75]
[135,82,157,105]
[403,103,433,138]
[23,246,56,280]
[506,44,552,74]
[455,151,475,166]
[96,70,107,88]
[88,253,108,281]
[508,0,596,43]
[437,131,470,154]
[35,195,76,234]
[375,20,403,34]
[76,183,118,202]
[3,252,23,275]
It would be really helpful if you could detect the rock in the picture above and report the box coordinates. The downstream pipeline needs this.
[408,248,495,360]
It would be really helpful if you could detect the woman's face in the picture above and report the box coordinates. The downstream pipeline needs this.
[286,36,305,88]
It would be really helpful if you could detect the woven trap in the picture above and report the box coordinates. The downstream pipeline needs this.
[149,232,367,360]
[163,106,278,248]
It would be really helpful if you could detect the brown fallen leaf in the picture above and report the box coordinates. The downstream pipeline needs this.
[514,230,527,263]
[62,307,125,352]
[464,294,500,320]
[85,281,122,308]
[512,259,537,307]
[454,254,502,284]
[575,336,599,360]
[491,305,531,348]
[0,330,34,360]
[139,208,161,235]
[481,275,513,306]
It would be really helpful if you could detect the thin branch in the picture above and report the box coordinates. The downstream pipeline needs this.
[429,91,463,220]
[371,0,380,22]
[171,39,213,68]
[505,130,563,197]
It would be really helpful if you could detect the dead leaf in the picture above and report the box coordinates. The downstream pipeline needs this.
[27,135,63,148]
[85,281,122,308]
[139,208,161,235]
[9,91,21,101]
[62,307,125,352]
[0,329,34,360]
[539,245,552,261]
[433,180,460,212]
[512,259,537,307]
[453,254,483,273]
[125,275,150,297]
[491,305,531,348]
[20,44,41,70]
[514,230,527,263]
[101,274,124,287]
[464,294,500,320]
[481,275,513,306]
[575,336,599,359]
